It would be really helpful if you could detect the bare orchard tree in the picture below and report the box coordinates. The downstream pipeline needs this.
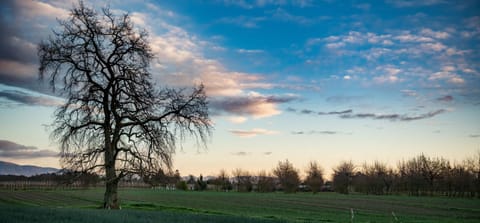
[273,159,300,193]
[38,2,211,209]
[332,161,355,194]
[304,161,324,194]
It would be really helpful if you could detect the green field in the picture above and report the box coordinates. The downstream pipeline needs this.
[0,188,479,223]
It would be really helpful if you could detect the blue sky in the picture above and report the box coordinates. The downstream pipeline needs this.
[0,0,479,176]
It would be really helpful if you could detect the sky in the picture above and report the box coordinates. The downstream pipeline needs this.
[0,0,479,177]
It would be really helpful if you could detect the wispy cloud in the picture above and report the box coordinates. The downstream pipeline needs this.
[0,140,58,158]
[291,130,345,135]
[340,109,446,122]
[437,95,453,102]
[401,89,418,97]
[229,128,279,137]
[231,151,250,156]
[221,0,314,9]
[226,116,248,124]
[287,107,353,115]
[237,49,265,54]
[319,109,353,115]
[469,134,480,138]
[289,106,446,122]
[386,0,446,8]
[0,89,63,107]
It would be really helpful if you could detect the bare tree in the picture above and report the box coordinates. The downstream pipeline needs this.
[362,161,393,195]
[466,151,480,198]
[38,2,211,209]
[232,168,253,192]
[273,159,300,193]
[256,170,276,192]
[304,161,324,194]
[332,161,355,194]
[215,169,232,191]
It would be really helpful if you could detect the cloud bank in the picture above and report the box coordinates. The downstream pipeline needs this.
[0,140,58,158]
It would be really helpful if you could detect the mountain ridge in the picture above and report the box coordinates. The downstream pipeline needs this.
[0,160,59,176]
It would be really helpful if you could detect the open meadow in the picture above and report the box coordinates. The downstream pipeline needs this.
[1,188,479,223]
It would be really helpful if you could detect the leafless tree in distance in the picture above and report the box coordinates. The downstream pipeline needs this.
[38,2,211,209]
[332,160,355,194]
[305,161,324,194]
[273,159,300,193]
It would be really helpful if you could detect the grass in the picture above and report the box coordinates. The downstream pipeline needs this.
[0,188,479,222]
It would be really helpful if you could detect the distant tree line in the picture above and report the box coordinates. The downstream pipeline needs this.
[175,153,480,198]
[331,153,480,197]
[1,153,479,198]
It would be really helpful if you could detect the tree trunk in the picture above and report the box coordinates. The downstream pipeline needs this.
[103,137,119,209]
[103,158,119,209]
[103,178,119,209]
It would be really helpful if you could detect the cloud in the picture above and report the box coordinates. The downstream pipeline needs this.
[394,33,435,43]
[0,34,38,64]
[313,31,393,49]
[131,9,296,121]
[287,107,353,116]
[221,0,314,9]
[231,151,250,156]
[263,152,272,155]
[229,128,279,137]
[318,109,353,115]
[420,42,447,51]
[470,134,480,138]
[211,93,299,118]
[0,1,59,90]
[226,116,248,124]
[401,89,418,97]
[428,71,465,85]
[237,49,265,54]
[340,109,446,122]
[420,28,450,39]
[0,140,58,158]
[386,0,446,8]
[0,59,38,84]
[373,75,401,84]
[145,19,275,99]
[14,0,69,19]
[306,27,473,90]
[0,0,289,121]
[291,130,340,135]
[0,89,63,107]
[290,106,446,122]
[437,95,453,102]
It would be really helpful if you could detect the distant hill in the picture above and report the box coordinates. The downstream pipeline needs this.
[0,161,59,176]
